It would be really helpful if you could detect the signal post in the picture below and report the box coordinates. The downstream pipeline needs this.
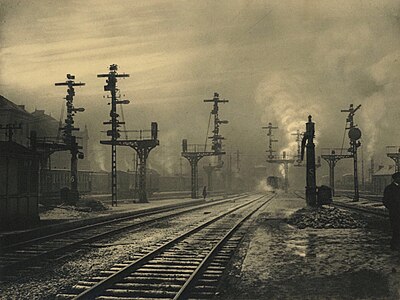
[55,74,85,203]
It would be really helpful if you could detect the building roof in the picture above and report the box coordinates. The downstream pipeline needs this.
[31,109,58,123]
[373,165,396,176]
[0,95,32,117]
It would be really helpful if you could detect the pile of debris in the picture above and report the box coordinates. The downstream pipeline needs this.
[76,198,109,212]
[287,206,366,229]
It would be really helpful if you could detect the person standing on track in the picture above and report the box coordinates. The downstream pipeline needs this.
[202,186,207,200]
[383,172,400,250]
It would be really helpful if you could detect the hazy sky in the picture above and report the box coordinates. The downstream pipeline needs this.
[1,0,400,181]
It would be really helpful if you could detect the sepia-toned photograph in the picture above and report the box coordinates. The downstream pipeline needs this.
[1,0,400,299]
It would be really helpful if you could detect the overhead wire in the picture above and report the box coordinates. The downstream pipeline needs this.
[204,112,212,152]
[57,100,65,141]
[119,103,129,140]
[340,119,348,155]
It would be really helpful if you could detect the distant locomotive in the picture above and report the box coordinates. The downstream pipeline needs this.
[267,176,284,190]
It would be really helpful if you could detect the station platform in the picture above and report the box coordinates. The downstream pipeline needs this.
[217,191,400,299]
[0,193,227,247]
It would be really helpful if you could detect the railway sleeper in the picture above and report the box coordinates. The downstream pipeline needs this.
[156,256,205,262]
[110,266,128,271]
[0,258,22,264]
[213,253,232,262]
[100,270,117,275]
[113,263,132,267]
[191,285,218,293]
[55,293,76,299]
[204,265,225,271]
[0,253,37,259]
[96,296,171,300]
[113,282,182,290]
[159,254,205,259]
[196,278,219,285]
[102,288,177,298]
[8,245,50,250]
[195,237,227,242]
[137,264,198,270]
[135,267,196,274]
[122,275,188,284]
[200,269,224,275]
[76,280,102,286]
[217,249,234,254]
[150,258,204,264]
[12,249,48,255]
[200,273,222,279]
[70,284,91,292]
[225,240,241,245]
[209,262,225,267]
[187,291,216,298]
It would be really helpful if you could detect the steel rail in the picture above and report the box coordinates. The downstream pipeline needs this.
[72,194,273,300]
[174,193,274,299]
[0,193,250,275]
[3,194,244,251]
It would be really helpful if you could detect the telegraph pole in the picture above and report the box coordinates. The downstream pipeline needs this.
[341,104,362,201]
[98,64,130,206]
[55,74,85,204]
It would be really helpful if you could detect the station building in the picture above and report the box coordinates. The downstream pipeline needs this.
[0,95,90,230]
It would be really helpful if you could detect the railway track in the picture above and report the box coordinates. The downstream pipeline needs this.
[336,190,382,202]
[294,191,387,218]
[0,194,250,276]
[56,193,275,300]
[331,201,387,217]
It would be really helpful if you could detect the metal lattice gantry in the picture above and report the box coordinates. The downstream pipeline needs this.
[101,124,159,204]
[55,74,86,203]
[182,142,216,198]
[321,148,353,196]
[182,92,229,199]
[341,104,362,201]
[386,146,400,172]
[98,64,130,206]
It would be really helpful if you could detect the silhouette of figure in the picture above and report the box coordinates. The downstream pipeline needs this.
[202,186,207,200]
[383,172,400,250]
